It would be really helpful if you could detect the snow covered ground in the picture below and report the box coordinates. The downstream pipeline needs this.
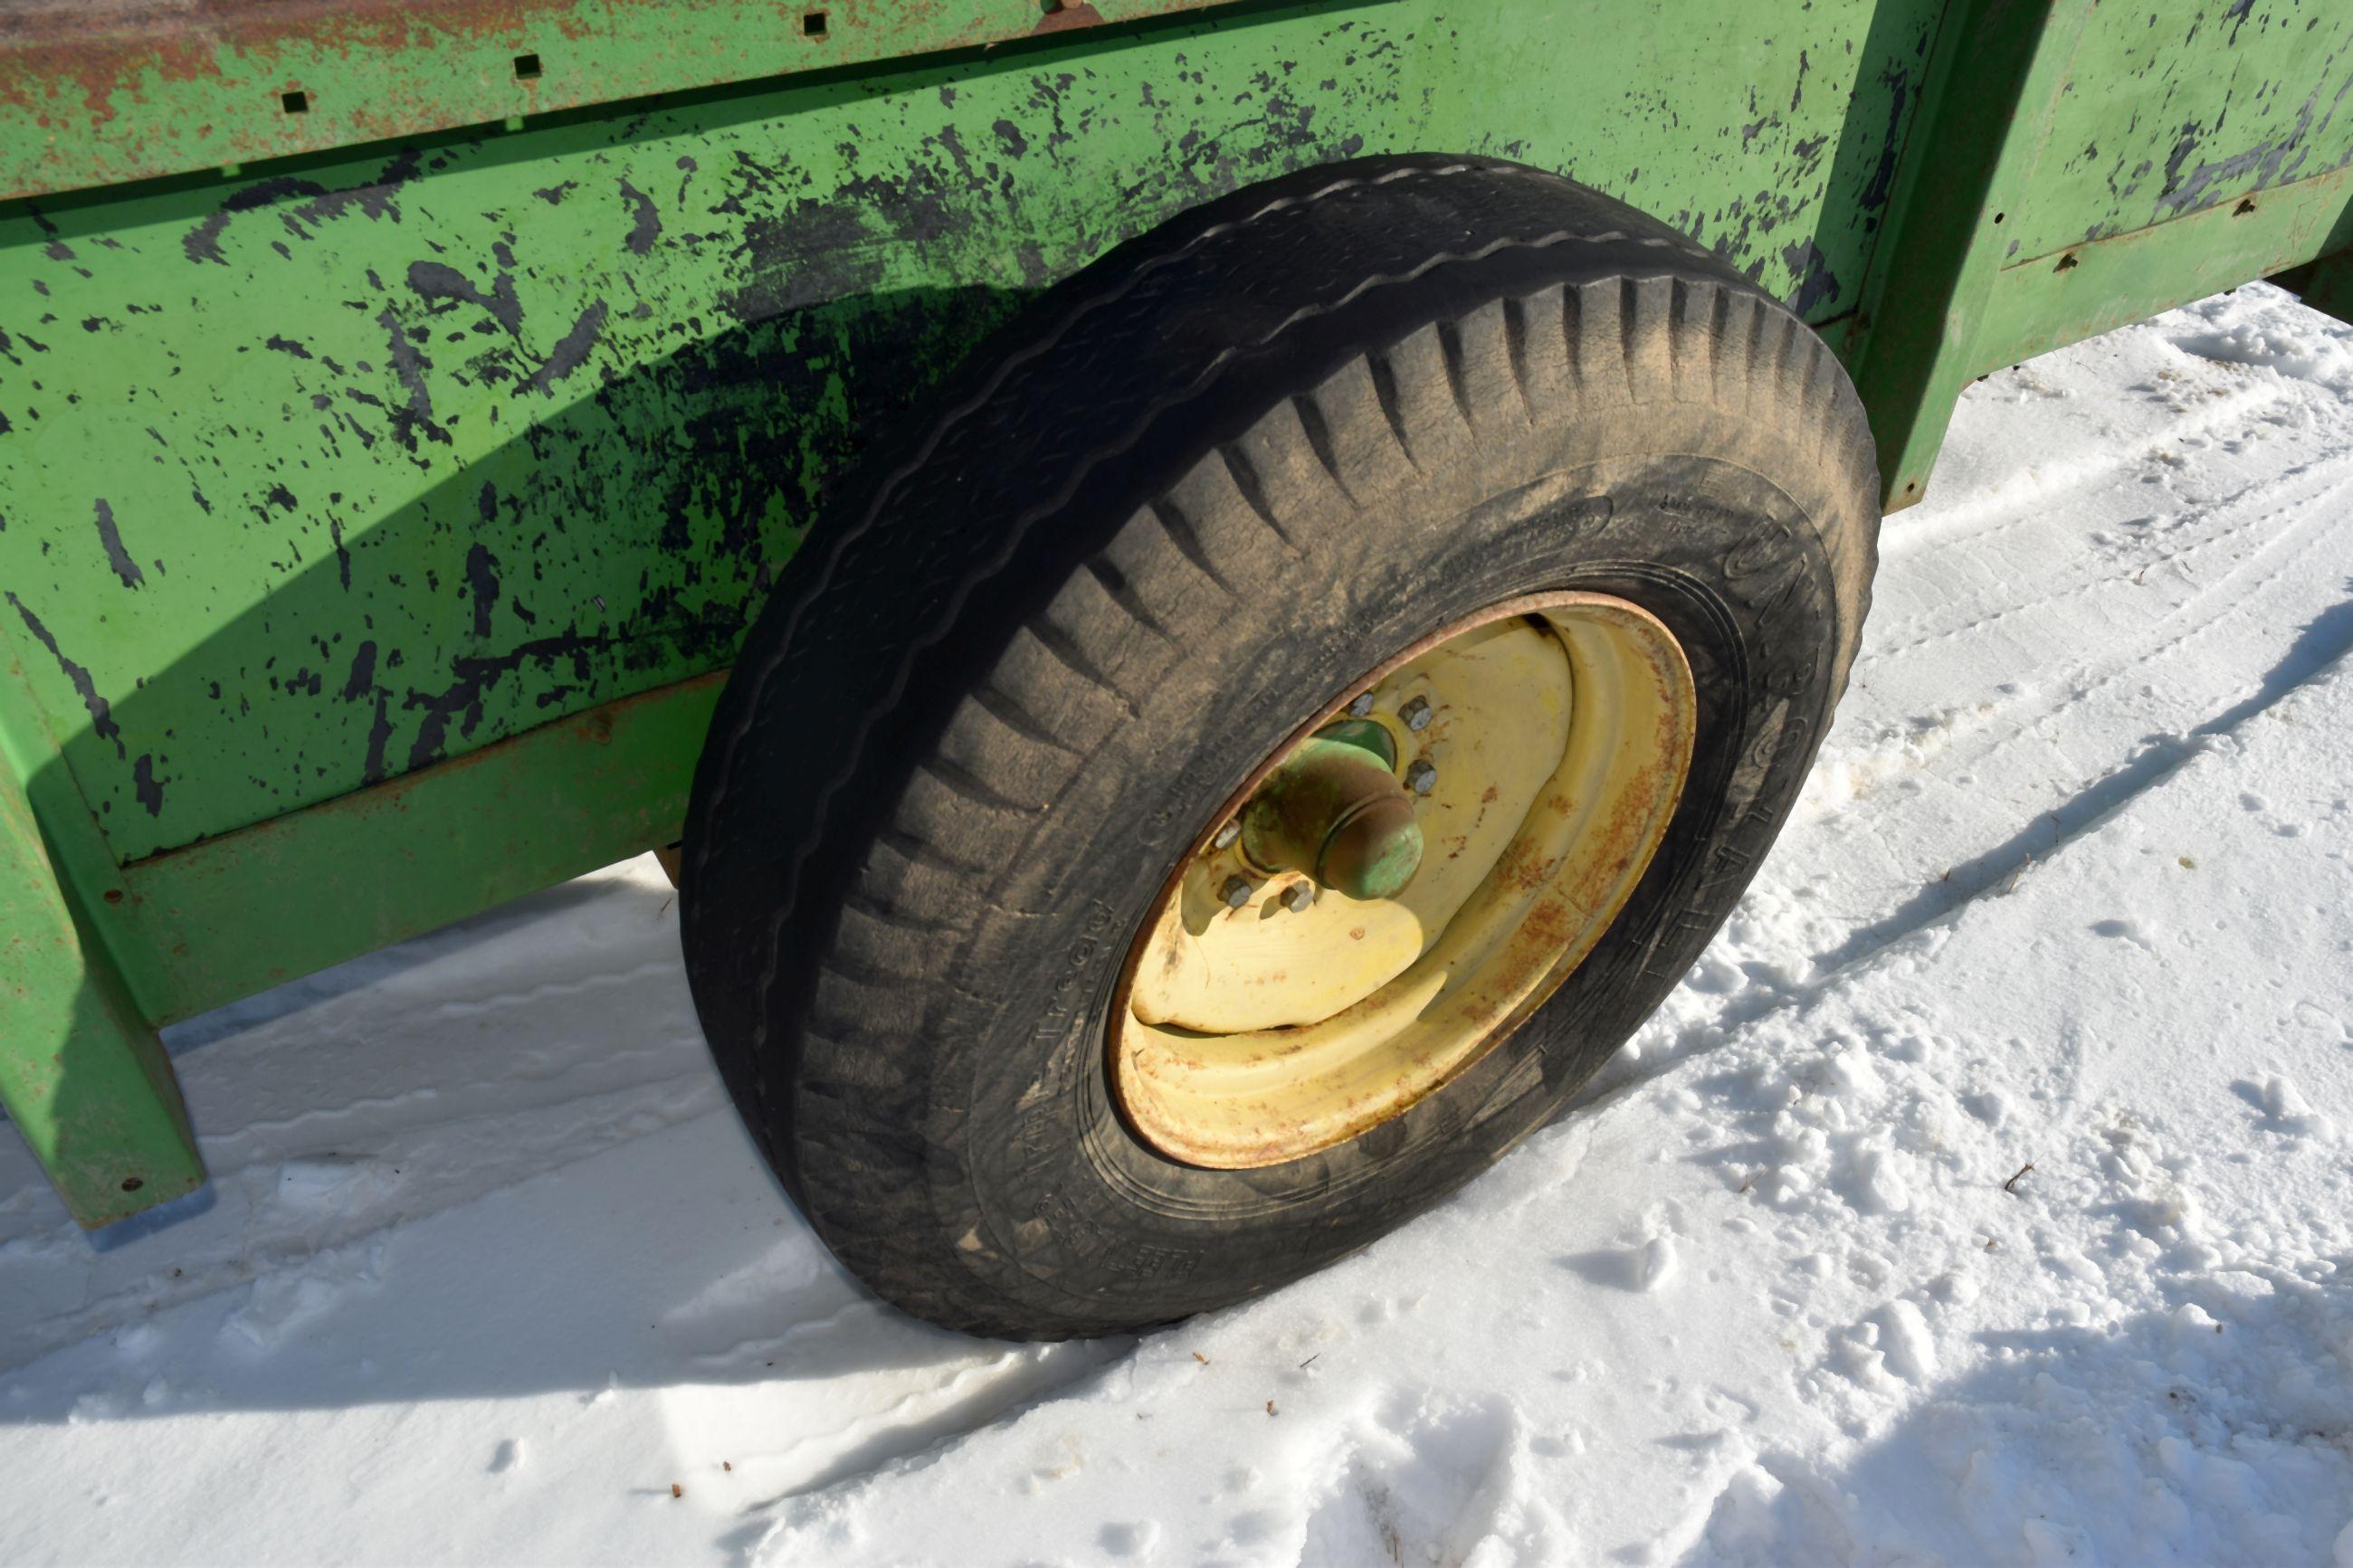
[7,281,2353,1567]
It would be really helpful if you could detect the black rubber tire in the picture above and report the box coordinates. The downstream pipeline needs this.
[681,154,1879,1340]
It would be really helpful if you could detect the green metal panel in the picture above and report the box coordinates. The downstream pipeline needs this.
[1848,0,2353,505]
[1974,162,2353,373]
[1844,0,2094,509]
[120,672,723,1026]
[0,630,202,1225]
[2005,0,2353,262]
[13,0,2350,1228]
[0,0,1939,872]
[0,0,1239,202]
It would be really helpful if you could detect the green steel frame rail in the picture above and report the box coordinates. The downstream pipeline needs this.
[3,0,2349,1226]
[0,0,1236,202]
[1848,0,2353,501]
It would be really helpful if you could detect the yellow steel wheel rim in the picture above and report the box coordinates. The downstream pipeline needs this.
[1110,592,1698,1168]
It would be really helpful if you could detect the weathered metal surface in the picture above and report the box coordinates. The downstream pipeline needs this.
[10,0,2346,1221]
[1846,0,2094,510]
[1853,0,2353,507]
[0,0,1931,874]
[0,0,1241,201]
[2005,0,2353,261]
[1116,594,1696,1168]
[115,671,722,1026]
[1977,162,2353,373]
[0,632,204,1225]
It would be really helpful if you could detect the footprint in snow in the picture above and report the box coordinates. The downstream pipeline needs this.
[1557,1235,1679,1293]
[2090,917,2158,952]
[2230,1075,2338,1140]
[1097,1519,1159,1556]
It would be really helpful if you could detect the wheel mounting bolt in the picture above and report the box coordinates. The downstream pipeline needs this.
[1405,759,1437,795]
[1280,879,1316,912]
[1220,874,1254,908]
[1401,696,1434,731]
[1346,691,1375,717]
[1211,819,1241,850]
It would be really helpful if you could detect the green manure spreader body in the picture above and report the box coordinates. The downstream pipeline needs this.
[2,0,2348,1245]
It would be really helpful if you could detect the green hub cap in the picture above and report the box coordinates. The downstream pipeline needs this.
[1239,718,1424,900]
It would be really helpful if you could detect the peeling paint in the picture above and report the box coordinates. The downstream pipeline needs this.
[6,592,120,756]
[519,301,608,394]
[0,0,1972,862]
[2020,0,2353,254]
[132,754,164,815]
[90,499,142,589]
[618,177,662,256]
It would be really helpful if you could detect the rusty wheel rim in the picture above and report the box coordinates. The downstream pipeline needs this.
[1109,592,1698,1168]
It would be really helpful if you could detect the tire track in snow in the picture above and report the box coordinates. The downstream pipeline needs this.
[1872,462,2353,661]
[1582,613,2353,1114]
[1878,368,2305,565]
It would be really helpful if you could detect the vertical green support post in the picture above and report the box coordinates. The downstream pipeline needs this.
[2288,253,2353,324]
[1846,0,2094,509]
[0,641,204,1226]
[2273,194,2353,324]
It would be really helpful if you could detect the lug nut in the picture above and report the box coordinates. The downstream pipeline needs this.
[1346,691,1375,717]
[1405,759,1437,795]
[1211,819,1241,850]
[1220,874,1254,908]
[1401,696,1434,731]
[1280,879,1316,912]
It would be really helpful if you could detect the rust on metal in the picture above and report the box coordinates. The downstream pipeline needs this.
[1109,593,1698,1170]
[0,0,586,123]
[1031,0,1106,35]
[0,0,1237,200]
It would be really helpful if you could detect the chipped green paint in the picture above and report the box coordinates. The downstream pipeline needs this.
[4,0,2352,1225]
[2007,0,2353,262]
[120,674,728,1028]
[0,0,1249,203]
[1843,0,2095,510]
[1,633,203,1226]
[0,0,1936,869]
[1976,161,2353,375]
[1846,0,2353,505]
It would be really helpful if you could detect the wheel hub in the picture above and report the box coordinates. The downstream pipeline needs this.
[1111,591,1699,1168]
[1238,717,1424,901]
